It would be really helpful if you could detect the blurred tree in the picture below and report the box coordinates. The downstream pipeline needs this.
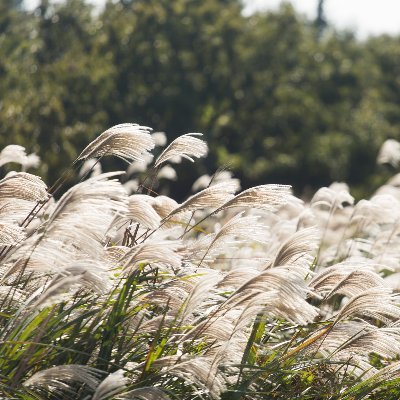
[97,0,245,194]
[0,0,112,183]
[0,0,399,198]
[315,0,327,38]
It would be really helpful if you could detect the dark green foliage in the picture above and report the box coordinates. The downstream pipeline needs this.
[1,0,399,197]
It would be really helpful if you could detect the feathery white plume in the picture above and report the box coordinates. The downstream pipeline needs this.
[179,271,222,319]
[161,356,226,399]
[200,213,268,261]
[269,226,319,269]
[306,321,400,365]
[192,170,241,192]
[227,267,318,324]
[334,325,400,360]
[0,222,25,246]
[220,184,292,211]
[121,241,182,272]
[115,194,161,230]
[0,144,27,167]
[23,152,40,170]
[0,147,41,171]
[167,181,237,217]
[151,196,180,219]
[154,133,208,167]
[311,186,354,210]
[157,165,177,181]
[152,131,167,146]
[0,172,48,202]
[77,123,155,164]
[32,260,112,307]
[311,263,386,299]
[104,245,130,263]
[126,153,154,175]
[78,158,102,178]
[377,138,400,167]
[5,173,127,277]
[0,172,48,223]
[192,174,214,192]
[92,370,129,400]
[118,387,171,400]
[23,365,102,393]
[334,287,400,324]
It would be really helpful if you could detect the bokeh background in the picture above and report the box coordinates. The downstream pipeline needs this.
[1,0,400,199]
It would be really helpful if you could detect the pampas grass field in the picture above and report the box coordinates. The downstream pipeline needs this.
[2,124,400,399]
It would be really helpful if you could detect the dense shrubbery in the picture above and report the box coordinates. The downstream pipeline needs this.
[1,0,400,197]
[2,125,400,399]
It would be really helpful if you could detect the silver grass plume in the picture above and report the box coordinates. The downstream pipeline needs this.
[226,266,318,324]
[151,195,191,227]
[181,300,266,345]
[353,194,400,226]
[0,144,27,166]
[79,158,103,178]
[152,131,167,146]
[362,360,400,385]
[6,237,77,275]
[138,314,176,334]
[104,245,130,264]
[333,325,400,360]
[0,145,40,170]
[0,222,25,246]
[377,138,400,167]
[192,170,241,192]
[23,365,102,395]
[304,321,400,375]
[92,369,129,400]
[158,356,226,399]
[167,181,238,217]
[0,144,40,171]
[157,165,177,181]
[0,285,25,303]
[195,213,268,265]
[33,275,87,308]
[268,226,319,271]
[121,241,182,272]
[180,234,219,265]
[77,123,155,164]
[143,285,191,316]
[154,133,208,167]
[0,172,48,202]
[126,153,154,175]
[117,387,171,400]
[30,260,112,307]
[45,172,127,239]
[210,212,268,246]
[151,195,180,218]
[23,152,41,170]
[334,287,400,324]
[114,194,161,230]
[310,263,386,299]
[180,314,237,344]
[311,186,354,210]
[218,266,260,290]
[6,173,128,276]
[179,271,222,319]
[219,184,293,211]
[0,173,48,223]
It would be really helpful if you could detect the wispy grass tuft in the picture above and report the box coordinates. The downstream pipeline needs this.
[0,128,400,399]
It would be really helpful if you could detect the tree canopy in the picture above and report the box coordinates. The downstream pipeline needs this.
[1,0,399,198]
